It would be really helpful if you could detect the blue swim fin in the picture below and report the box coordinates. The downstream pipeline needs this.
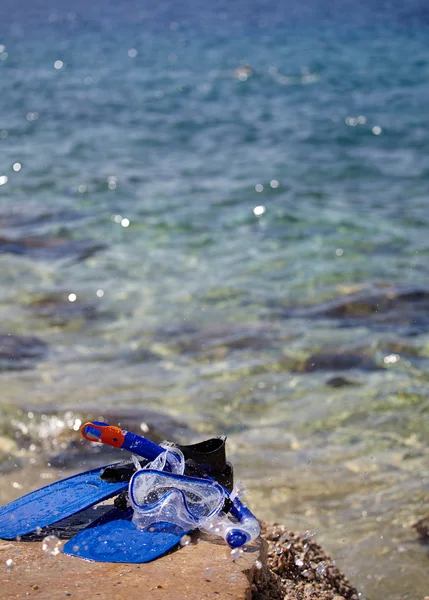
[0,466,127,539]
[63,507,185,563]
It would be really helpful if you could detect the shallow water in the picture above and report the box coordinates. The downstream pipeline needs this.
[1,1,429,598]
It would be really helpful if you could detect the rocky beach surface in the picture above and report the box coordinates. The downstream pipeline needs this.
[1,522,360,600]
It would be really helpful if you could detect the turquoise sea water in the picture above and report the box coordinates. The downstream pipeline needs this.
[1,2,429,597]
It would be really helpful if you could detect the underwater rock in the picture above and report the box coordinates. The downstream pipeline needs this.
[27,294,98,326]
[278,285,429,335]
[413,514,429,540]
[0,234,106,263]
[294,351,380,373]
[155,322,276,359]
[326,376,358,388]
[0,334,48,371]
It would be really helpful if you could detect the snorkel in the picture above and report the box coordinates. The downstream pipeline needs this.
[82,422,260,548]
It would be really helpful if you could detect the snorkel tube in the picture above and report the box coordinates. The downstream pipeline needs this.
[82,422,260,548]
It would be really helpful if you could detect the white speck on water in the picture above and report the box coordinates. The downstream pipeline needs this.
[96,289,104,298]
[270,179,279,188]
[384,353,400,364]
[372,125,382,135]
[335,248,344,256]
[68,293,77,302]
[253,205,266,216]
[255,184,264,192]
[78,184,86,193]
[12,162,21,172]
[112,214,122,223]
[54,60,64,69]
[128,48,138,57]
[0,175,8,185]
[121,218,130,227]
[357,115,367,124]
[42,535,61,556]
[5,558,13,571]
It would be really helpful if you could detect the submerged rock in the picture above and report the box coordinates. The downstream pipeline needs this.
[0,234,106,263]
[326,376,358,388]
[26,294,103,328]
[154,322,277,359]
[0,334,48,371]
[294,351,380,373]
[413,514,429,540]
[278,285,429,335]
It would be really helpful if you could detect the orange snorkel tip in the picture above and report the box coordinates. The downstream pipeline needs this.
[81,422,126,448]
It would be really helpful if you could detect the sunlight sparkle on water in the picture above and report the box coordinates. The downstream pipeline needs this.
[255,184,264,192]
[12,163,21,172]
[128,48,138,58]
[121,218,130,227]
[270,179,279,188]
[335,248,344,256]
[384,354,400,364]
[253,205,266,216]
[96,289,104,298]
[68,293,77,302]
[0,175,8,185]
[372,126,382,135]
[54,60,64,69]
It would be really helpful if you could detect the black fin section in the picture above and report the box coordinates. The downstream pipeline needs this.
[100,436,234,490]
[101,458,150,482]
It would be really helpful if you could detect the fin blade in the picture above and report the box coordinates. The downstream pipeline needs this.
[0,467,127,539]
[63,508,185,563]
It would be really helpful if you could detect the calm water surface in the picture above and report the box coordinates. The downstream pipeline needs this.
[1,2,429,598]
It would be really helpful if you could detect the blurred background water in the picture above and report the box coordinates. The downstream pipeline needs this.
[1,1,429,597]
